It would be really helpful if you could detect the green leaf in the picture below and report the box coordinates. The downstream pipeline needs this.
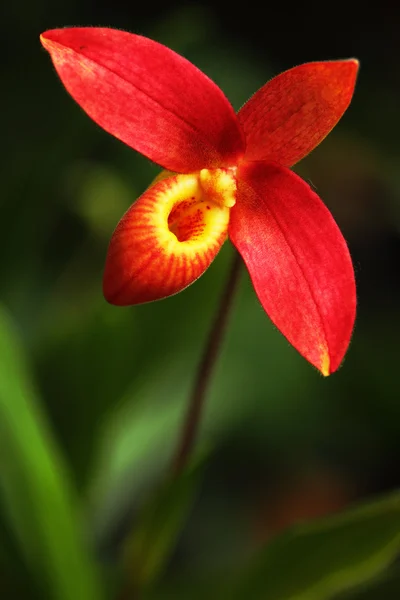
[229,491,400,600]
[0,306,103,600]
[89,390,185,553]
[339,566,400,600]
[122,452,205,594]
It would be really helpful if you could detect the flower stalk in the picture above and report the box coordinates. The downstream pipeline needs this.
[172,250,242,476]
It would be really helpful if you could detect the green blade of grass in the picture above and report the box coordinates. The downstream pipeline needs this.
[0,306,103,600]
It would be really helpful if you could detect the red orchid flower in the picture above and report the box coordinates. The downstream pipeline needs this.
[40,27,358,376]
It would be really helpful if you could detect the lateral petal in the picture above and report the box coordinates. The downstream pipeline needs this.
[104,174,230,305]
[40,28,245,172]
[229,162,356,374]
[238,60,358,167]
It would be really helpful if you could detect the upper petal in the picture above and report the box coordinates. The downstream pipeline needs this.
[229,162,356,375]
[40,28,245,172]
[104,174,230,305]
[237,60,358,167]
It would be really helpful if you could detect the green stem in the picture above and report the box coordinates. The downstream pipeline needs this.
[171,250,242,476]
[117,251,242,600]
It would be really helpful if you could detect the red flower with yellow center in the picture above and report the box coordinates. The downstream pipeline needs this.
[40,27,358,376]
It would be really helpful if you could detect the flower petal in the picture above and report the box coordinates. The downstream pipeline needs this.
[229,162,356,374]
[104,174,230,305]
[238,60,358,167]
[40,28,245,172]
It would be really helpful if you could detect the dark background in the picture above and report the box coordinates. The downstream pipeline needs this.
[2,0,400,596]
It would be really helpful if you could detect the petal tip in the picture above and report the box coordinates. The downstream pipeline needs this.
[40,30,62,53]
[39,32,49,48]
[345,58,360,76]
[320,351,331,377]
[348,58,360,67]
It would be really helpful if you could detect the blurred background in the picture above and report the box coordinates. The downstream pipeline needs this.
[2,1,400,598]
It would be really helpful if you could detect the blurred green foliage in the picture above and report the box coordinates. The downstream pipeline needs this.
[0,307,104,600]
[230,491,400,600]
[2,1,400,598]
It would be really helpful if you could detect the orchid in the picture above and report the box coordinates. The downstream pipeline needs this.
[40,27,358,375]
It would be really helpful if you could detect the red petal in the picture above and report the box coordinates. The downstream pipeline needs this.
[104,174,230,305]
[238,60,358,167]
[40,28,245,172]
[229,162,356,374]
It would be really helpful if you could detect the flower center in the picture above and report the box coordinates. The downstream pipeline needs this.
[165,168,236,243]
[168,196,209,242]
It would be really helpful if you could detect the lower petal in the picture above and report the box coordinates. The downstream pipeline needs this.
[229,162,356,375]
[103,174,230,305]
